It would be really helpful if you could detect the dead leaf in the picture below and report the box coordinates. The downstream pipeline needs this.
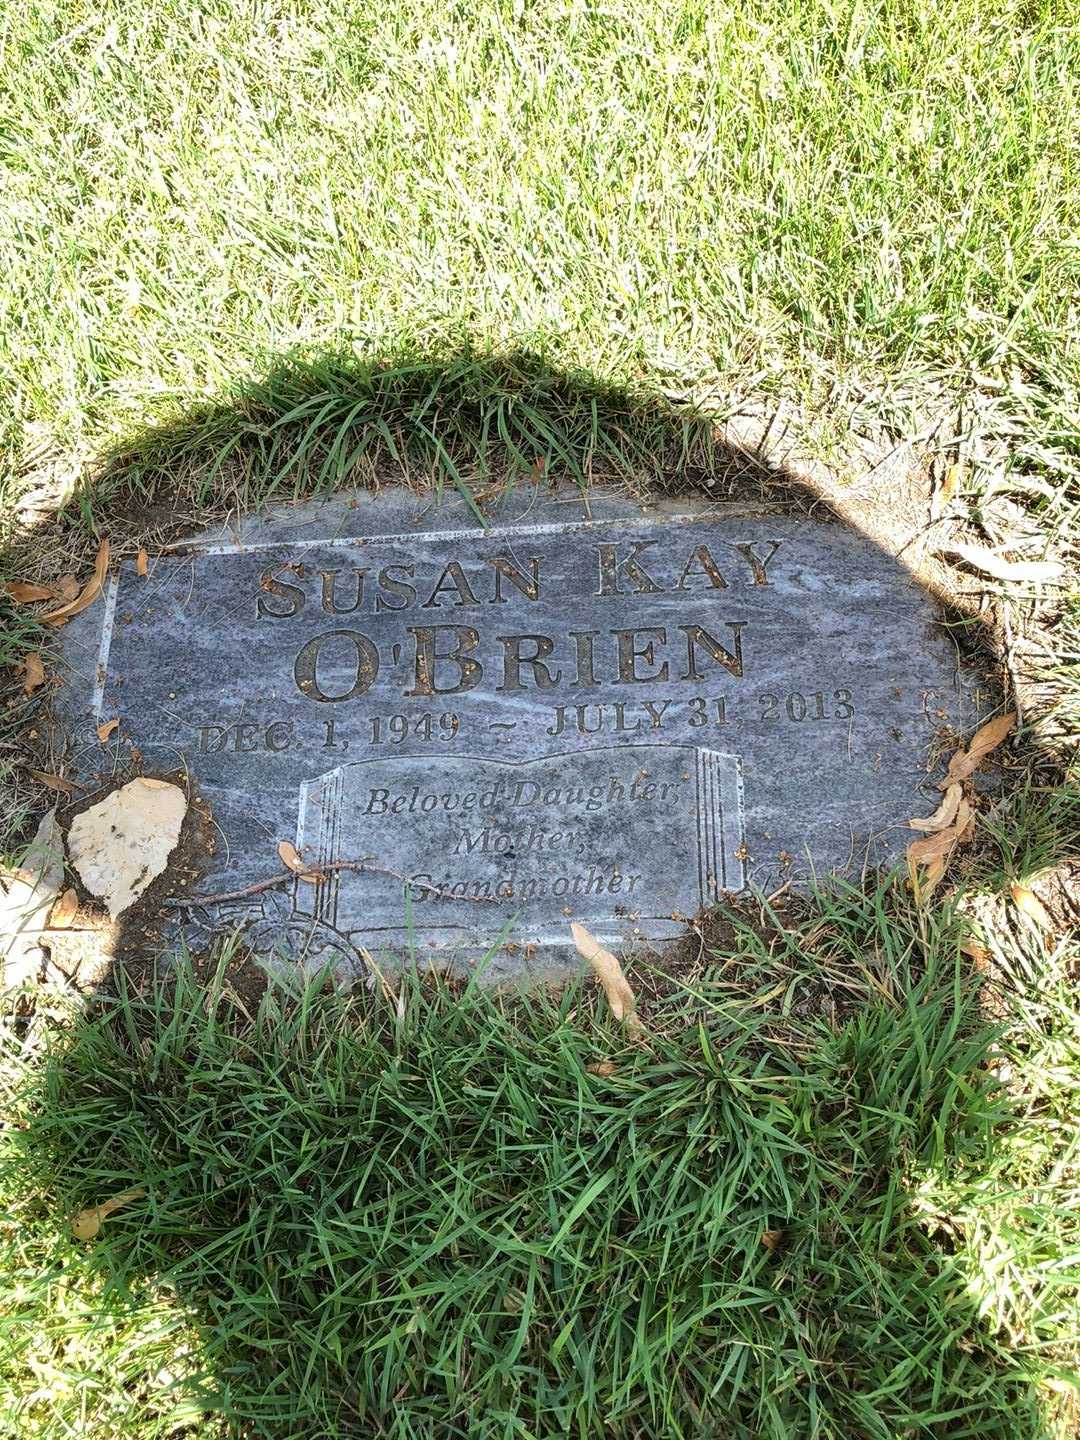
[29,769,79,795]
[1010,883,1053,932]
[71,1187,146,1241]
[136,549,148,577]
[54,573,80,601]
[571,922,639,1028]
[278,839,320,883]
[942,543,1064,584]
[138,776,174,789]
[6,581,54,602]
[760,1229,784,1251]
[22,652,46,694]
[907,799,973,865]
[909,783,962,832]
[937,462,964,507]
[586,1060,618,1077]
[960,938,991,966]
[49,888,78,928]
[940,712,1016,788]
[919,854,948,900]
[96,718,119,743]
[42,539,109,626]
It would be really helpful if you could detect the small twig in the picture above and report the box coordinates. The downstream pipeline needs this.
[1000,602,1027,735]
[168,857,502,907]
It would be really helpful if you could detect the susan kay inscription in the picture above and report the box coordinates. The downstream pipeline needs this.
[230,536,773,741]
[72,490,966,978]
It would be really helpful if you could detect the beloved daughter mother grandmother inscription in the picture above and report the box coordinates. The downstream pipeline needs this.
[58,487,976,982]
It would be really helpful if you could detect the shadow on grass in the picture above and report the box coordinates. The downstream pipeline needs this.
[1,878,1060,1439]
[2,347,1051,1437]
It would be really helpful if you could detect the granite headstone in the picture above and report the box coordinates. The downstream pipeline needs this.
[58,488,977,981]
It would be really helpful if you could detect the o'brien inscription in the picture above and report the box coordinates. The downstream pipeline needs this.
[71,489,970,979]
[215,538,768,727]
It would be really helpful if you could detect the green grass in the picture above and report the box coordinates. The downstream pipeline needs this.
[1,872,1077,1439]
[1,0,1078,1435]
[1,0,1078,515]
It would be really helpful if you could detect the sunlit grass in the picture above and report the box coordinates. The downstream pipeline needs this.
[0,1,1078,1434]
[0,0,1077,512]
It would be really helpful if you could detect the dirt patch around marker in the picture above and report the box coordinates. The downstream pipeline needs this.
[47,767,216,984]
[0,357,1060,1004]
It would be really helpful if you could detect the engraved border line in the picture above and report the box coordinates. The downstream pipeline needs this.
[176,511,706,556]
[89,575,120,720]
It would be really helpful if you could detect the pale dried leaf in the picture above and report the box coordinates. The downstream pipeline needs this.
[71,1187,146,1241]
[29,769,78,795]
[22,652,46,694]
[96,718,119,742]
[907,800,974,870]
[960,938,991,966]
[43,539,109,626]
[136,548,148,577]
[278,839,319,883]
[919,854,948,901]
[49,888,78,929]
[1010,883,1053,932]
[138,776,174,789]
[940,712,1016,788]
[586,1060,618,1077]
[943,542,1064,584]
[571,922,637,1024]
[6,581,53,602]
[54,573,80,601]
[909,784,962,832]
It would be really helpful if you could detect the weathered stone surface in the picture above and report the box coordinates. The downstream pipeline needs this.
[67,779,187,917]
[56,487,979,981]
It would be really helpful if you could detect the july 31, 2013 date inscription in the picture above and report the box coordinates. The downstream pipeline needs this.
[193,688,858,754]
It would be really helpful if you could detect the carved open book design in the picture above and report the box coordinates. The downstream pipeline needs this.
[288,745,745,946]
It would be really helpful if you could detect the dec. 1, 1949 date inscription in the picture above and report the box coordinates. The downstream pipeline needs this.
[70,488,970,980]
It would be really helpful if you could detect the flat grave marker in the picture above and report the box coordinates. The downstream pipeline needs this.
[59,487,977,981]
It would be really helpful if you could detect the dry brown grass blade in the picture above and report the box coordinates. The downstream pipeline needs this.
[136,548,149,577]
[6,581,53,602]
[71,1187,146,1241]
[29,769,79,795]
[43,539,109,626]
[49,888,79,928]
[1010,883,1053,932]
[96,718,119,742]
[22,652,46,694]
[909,783,962,832]
[940,711,1016,788]
[571,922,639,1027]
[278,839,320,884]
[942,543,1064,584]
